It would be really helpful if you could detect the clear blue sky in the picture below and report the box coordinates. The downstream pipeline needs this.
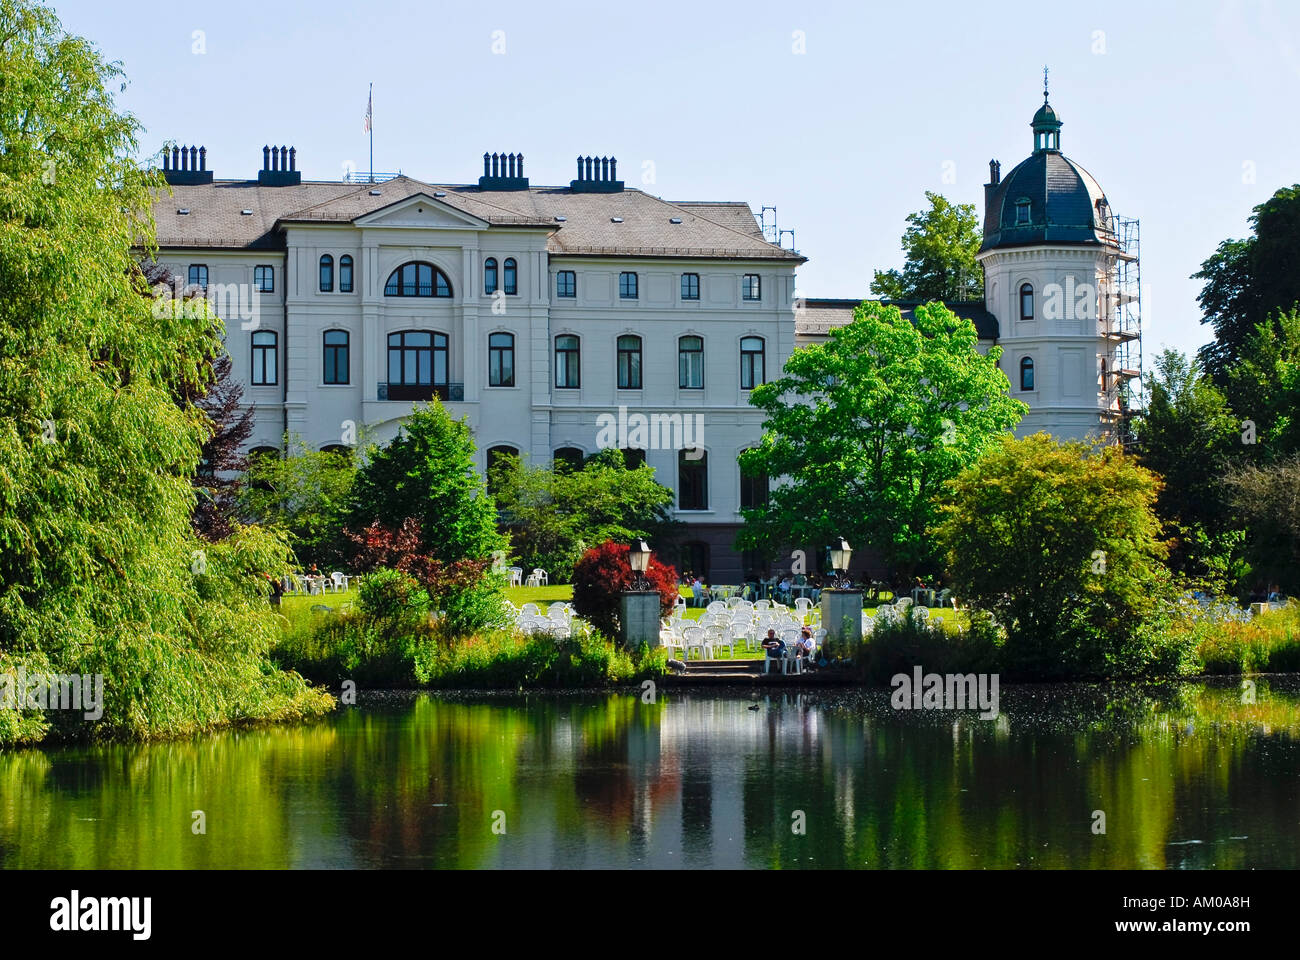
[55,0,1300,361]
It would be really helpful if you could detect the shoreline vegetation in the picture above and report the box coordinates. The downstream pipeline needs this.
[270,584,1300,695]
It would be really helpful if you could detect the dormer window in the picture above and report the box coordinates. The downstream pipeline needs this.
[1015,199,1031,225]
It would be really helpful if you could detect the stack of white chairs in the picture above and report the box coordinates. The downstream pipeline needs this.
[682,626,711,660]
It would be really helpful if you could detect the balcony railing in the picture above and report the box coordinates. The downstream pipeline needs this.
[378,382,464,402]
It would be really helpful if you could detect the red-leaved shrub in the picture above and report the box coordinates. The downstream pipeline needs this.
[572,541,678,641]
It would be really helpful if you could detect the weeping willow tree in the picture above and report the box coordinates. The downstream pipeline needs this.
[0,0,333,744]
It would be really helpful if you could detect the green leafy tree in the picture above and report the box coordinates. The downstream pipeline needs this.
[1132,349,1243,581]
[239,438,357,568]
[933,435,1184,679]
[1194,185,1300,380]
[870,192,984,302]
[0,0,330,744]
[1223,310,1300,461]
[738,301,1025,578]
[492,449,676,583]
[345,403,505,564]
[1224,456,1300,597]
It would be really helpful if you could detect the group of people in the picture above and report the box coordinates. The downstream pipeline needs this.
[761,626,817,670]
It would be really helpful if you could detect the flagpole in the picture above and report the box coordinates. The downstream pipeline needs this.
[368,82,374,184]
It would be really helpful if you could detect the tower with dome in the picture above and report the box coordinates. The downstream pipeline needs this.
[798,77,1143,445]
[978,77,1142,441]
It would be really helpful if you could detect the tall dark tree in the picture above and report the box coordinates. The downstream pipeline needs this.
[1132,349,1241,580]
[1194,184,1300,380]
[145,262,254,539]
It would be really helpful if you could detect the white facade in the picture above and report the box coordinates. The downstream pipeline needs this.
[151,163,802,580]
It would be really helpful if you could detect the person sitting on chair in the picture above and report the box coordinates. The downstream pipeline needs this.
[796,626,815,666]
[761,629,786,664]
[691,576,706,608]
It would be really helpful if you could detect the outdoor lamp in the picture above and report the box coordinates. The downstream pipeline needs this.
[830,537,853,589]
[629,539,652,590]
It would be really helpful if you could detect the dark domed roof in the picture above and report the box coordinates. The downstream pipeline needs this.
[980,94,1113,253]
[980,152,1110,252]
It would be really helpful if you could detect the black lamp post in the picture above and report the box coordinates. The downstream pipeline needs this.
[829,536,853,589]
[629,539,652,591]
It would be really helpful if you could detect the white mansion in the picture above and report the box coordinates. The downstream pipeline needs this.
[149,92,1138,581]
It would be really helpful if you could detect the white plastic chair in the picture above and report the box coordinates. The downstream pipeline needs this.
[794,597,813,620]
[683,626,711,661]
[520,602,540,617]
[707,624,733,658]
[331,571,349,592]
[507,566,523,587]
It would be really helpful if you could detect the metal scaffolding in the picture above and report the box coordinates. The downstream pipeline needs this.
[1098,214,1142,445]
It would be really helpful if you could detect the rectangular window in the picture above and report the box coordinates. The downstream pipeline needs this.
[740,465,769,509]
[555,335,580,388]
[387,331,448,399]
[617,335,642,389]
[188,264,208,289]
[679,336,704,389]
[323,330,349,384]
[679,450,708,510]
[740,336,765,389]
[251,331,277,385]
[254,265,274,293]
[742,274,761,301]
[681,273,700,300]
[619,272,638,299]
[489,332,515,387]
[556,270,576,298]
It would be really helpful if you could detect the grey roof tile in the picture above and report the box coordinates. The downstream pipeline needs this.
[151,177,802,261]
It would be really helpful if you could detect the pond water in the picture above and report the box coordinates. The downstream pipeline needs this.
[2,679,1298,869]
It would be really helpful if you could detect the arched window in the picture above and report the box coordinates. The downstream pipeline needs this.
[488,332,514,387]
[617,335,642,389]
[320,444,351,456]
[553,447,584,472]
[319,255,334,293]
[486,445,520,497]
[740,336,765,389]
[1019,283,1034,321]
[323,330,349,384]
[679,449,708,510]
[1019,356,1035,392]
[621,448,647,469]
[384,261,452,297]
[339,255,353,293]
[555,335,580,389]
[387,330,449,400]
[484,258,498,295]
[679,335,704,389]
[740,455,768,509]
[252,330,277,385]
[503,258,517,295]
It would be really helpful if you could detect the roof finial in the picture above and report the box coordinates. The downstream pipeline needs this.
[1043,64,1050,103]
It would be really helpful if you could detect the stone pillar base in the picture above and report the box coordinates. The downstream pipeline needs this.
[620,591,661,649]
[819,589,863,659]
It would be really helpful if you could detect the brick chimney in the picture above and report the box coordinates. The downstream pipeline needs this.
[478,152,529,191]
[163,145,213,185]
[570,155,623,193]
[257,145,301,186]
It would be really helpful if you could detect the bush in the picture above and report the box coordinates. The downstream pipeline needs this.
[571,541,678,641]
[346,519,505,639]
[934,434,1184,679]
[858,606,1002,684]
